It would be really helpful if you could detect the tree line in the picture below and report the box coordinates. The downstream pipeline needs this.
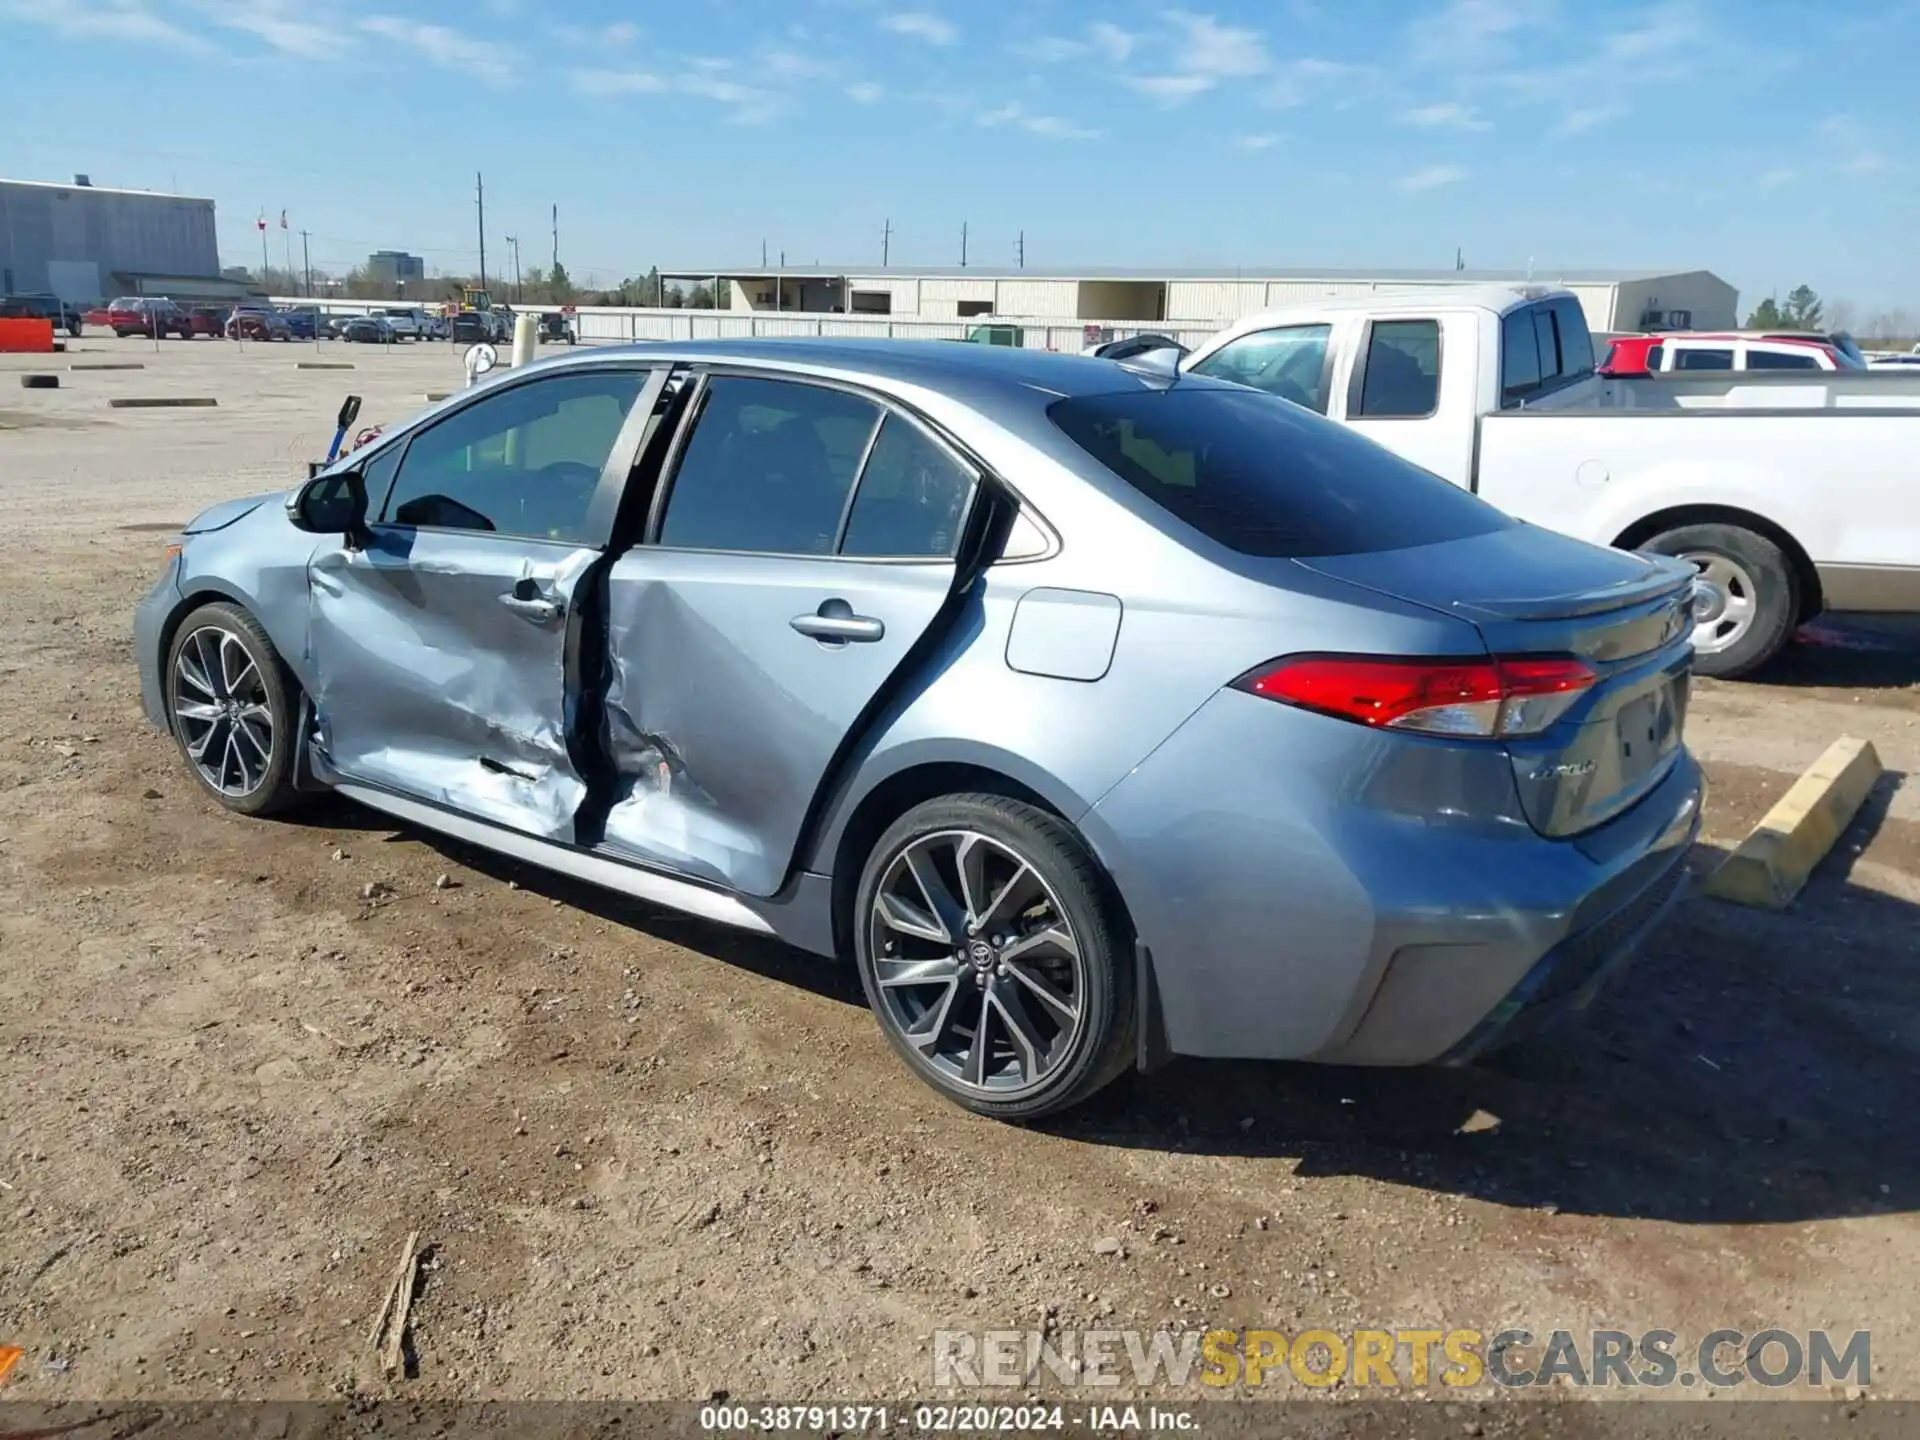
[1746,284,1914,345]
[247,262,729,309]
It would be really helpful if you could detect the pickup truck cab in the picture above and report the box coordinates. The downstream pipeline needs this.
[1184,285,1920,677]
[380,306,430,341]
[1601,332,1861,375]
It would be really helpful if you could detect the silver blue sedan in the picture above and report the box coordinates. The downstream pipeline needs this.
[135,340,1702,1119]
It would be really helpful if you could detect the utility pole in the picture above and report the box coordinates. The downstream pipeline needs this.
[1016,230,1024,269]
[551,203,558,273]
[301,230,312,296]
[882,218,892,267]
[960,221,967,268]
[761,239,768,267]
[505,235,522,302]
[475,171,487,292]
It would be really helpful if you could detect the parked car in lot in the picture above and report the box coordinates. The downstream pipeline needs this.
[227,306,293,341]
[380,306,431,341]
[1599,331,1863,375]
[278,307,320,340]
[1868,353,1920,369]
[107,296,195,339]
[342,314,395,343]
[0,292,85,337]
[448,310,493,344]
[136,340,1703,1118]
[1183,286,1920,678]
[538,310,576,345]
[186,305,232,338]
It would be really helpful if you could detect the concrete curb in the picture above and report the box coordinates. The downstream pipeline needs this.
[424,391,452,401]
[108,397,219,409]
[298,362,355,370]
[1701,735,1885,909]
[20,374,59,389]
[70,362,146,371]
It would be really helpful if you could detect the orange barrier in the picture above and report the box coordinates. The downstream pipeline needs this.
[0,318,55,354]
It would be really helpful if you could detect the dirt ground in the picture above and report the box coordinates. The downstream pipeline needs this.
[3,336,1919,1415]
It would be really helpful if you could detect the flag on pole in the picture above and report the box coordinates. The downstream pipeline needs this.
[279,209,289,230]
[256,213,266,232]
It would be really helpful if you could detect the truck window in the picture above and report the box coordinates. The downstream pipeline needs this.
[1188,324,1333,414]
[1047,387,1510,559]
[1352,319,1440,418]
[1551,299,1595,374]
[1673,348,1734,370]
[1747,349,1820,370]
[1500,311,1542,404]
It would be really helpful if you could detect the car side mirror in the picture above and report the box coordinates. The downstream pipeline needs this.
[289,469,370,548]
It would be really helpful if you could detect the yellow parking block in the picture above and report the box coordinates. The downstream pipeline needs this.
[1701,736,1884,909]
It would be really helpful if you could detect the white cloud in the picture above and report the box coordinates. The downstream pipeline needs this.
[1846,151,1888,176]
[0,0,214,51]
[979,101,1100,140]
[1235,133,1281,150]
[1123,73,1216,104]
[570,66,780,122]
[880,10,956,45]
[1014,21,1136,65]
[1554,102,1625,135]
[1090,22,1136,63]
[190,0,344,58]
[1402,101,1490,130]
[553,19,639,48]
[569,67,665,97]
[1166,9,1270,77]
[360,15,515,87]
[1265,57,1370,108]
[1400,164,1466,192]
[846,81,884,104]
[1758,167,1796,190]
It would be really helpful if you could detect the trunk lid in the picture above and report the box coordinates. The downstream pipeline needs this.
[1299,525,1696,838]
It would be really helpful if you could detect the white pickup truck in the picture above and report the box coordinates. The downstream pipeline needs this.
[1182,285,1920,677]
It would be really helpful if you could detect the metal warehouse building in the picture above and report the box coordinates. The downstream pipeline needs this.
[683,265,1737,336]
[0,176,222,304]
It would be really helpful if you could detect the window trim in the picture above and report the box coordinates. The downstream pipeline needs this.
[641,364,988,566]
[1344,316,1443,421]
[1190,323,1337,415]
[366,360,661,550]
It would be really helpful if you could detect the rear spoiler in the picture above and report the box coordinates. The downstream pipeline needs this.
[1447,552,1695,621]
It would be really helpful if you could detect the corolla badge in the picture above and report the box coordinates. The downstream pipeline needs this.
[1529,759,1596,781]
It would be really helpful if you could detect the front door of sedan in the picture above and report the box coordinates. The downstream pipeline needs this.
[307,364,661,840]
[597,372,980,896]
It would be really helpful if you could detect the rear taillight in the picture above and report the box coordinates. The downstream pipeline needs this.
[1234,654,1596,738]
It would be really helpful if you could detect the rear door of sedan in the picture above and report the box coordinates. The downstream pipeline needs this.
[596,368,983,896]
[306,362,671,840]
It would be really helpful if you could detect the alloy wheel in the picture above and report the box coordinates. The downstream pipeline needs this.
[1681,550,1758,656]
[171,625,275,797]
[867,829,1088,1097]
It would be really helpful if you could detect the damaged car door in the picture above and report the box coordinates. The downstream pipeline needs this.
[598,371,979,894]
[307,365,658,840]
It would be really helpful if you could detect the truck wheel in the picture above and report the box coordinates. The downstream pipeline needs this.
[1643,522,1797,680]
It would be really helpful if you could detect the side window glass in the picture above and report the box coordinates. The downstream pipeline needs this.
[1190,325,1333,413]
[380,369,646,543]
[1674,348,1734,370]
[1354,319,1440,418]
[359,442,404,518]
[1532,308,1563,381]
[839,416,973,558]
[657,377,881,554]
[1747,349,1818,370]
[1553,300,1595,373]
[1501,310,1542,404]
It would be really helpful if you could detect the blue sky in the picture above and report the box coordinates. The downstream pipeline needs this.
[3,0,1916,319]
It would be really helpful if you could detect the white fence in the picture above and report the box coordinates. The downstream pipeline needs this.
[268,297,1219,353]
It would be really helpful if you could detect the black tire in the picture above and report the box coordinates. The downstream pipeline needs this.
[163,601,306,817]
[1642,522,1798,679]
[853,794,1135,1121]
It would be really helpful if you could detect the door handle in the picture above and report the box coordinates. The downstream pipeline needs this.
[791,601,885,644]
[499,592,563,624]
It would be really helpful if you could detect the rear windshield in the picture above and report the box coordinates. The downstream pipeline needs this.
[1047,387,1512,558]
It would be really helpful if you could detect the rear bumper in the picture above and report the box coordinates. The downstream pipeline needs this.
[1082,687,1705,1065]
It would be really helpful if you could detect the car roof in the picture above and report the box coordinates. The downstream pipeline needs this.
[505,337,1201,400]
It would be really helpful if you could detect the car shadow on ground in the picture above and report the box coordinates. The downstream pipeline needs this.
[1759,616,1920,690]
[284,780,1914,1227]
